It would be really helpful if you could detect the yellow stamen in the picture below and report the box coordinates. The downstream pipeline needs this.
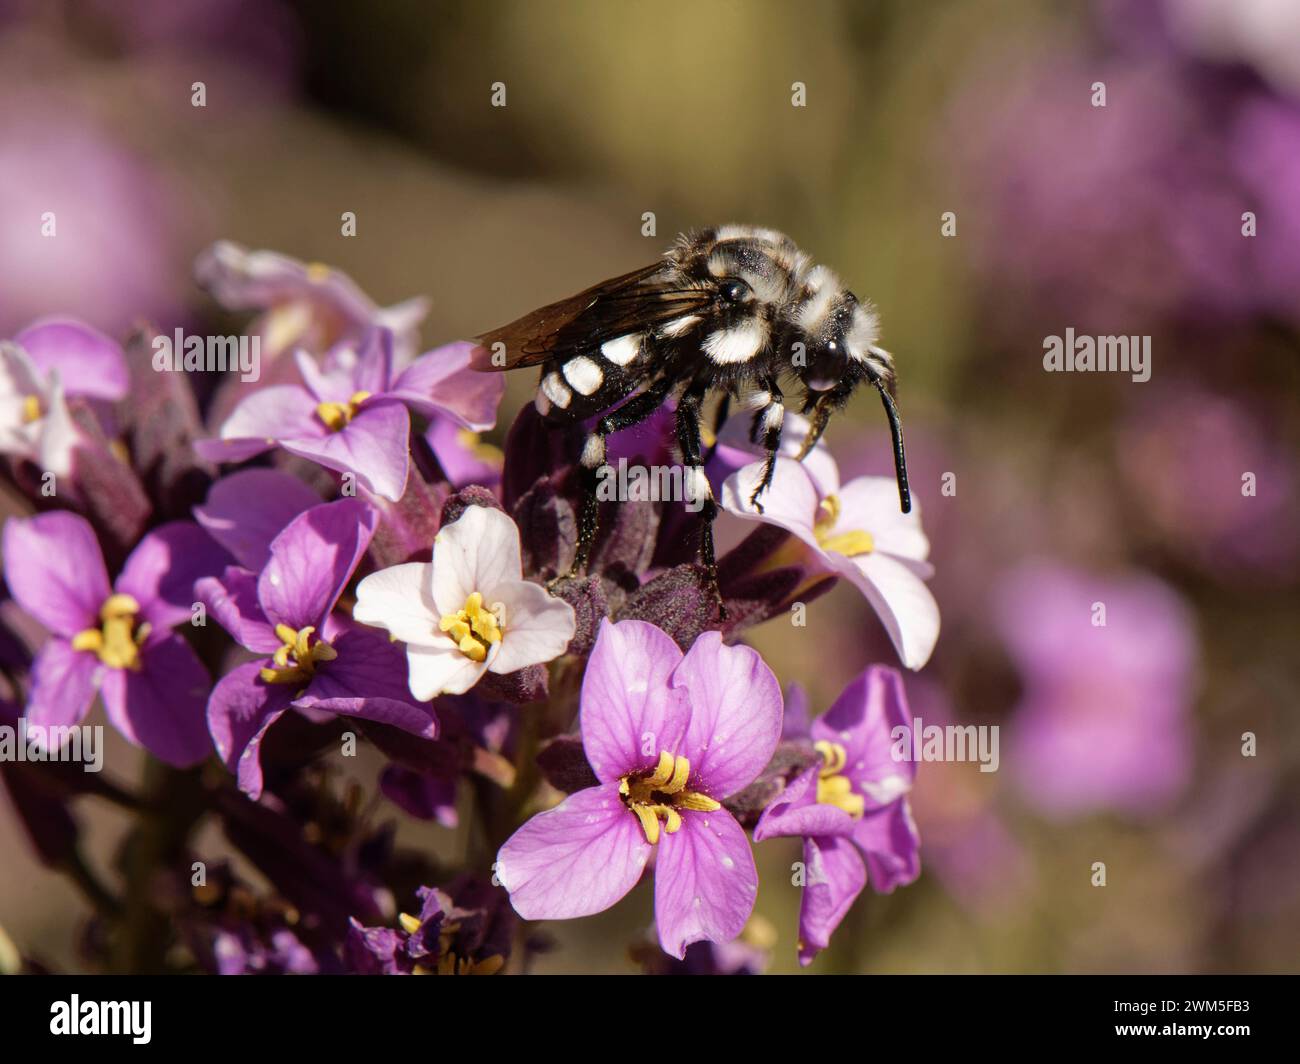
[21,395,42,423]
[813,493,874,557]
[438,591,504,662]
[305,262,332,283]
[455,428,505,466]
[259,625,337,686]
[620,751,719,844]
[814,740,865,818]
[315,390,372,432]
[71,593,148,670]
[398,912,422,935]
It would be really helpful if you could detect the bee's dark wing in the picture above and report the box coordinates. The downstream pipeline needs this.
[472,261,712,370]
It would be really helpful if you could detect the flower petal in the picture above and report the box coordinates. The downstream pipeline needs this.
[496,782,651,920]
[834,551,941,670]
[405,643,488,699]
[834,475,931,564]
[811,665,916,806]
[281,401,410,503]
[720,456,823,549]
[580,619,688,783]
[258,498,377,631]
[196,567,280,653]
[353,562,439,647]
[488,579,575,674]
[116,521,233,630]
[389,341,505,430]
[26,640,99,732]
[853,798,921,894]
[99,633,213,767]
[194,469,321,571]
[197,384,323,462]
[2,511,109,636]
[14,317,129,401]
[671,630,782,799]
[206,660,296,799]
[796,834,867,966]
[429,505,522,615]
[653,808,758,960]
[752,765,858,841]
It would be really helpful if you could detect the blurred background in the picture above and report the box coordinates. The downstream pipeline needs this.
[1,0,1297,973]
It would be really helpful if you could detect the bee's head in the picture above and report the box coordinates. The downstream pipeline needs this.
[788,270,891,408]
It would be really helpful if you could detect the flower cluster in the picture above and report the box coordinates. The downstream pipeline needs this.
[0,243,936,973]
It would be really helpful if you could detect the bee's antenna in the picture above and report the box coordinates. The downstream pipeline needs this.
[876,383,911,513]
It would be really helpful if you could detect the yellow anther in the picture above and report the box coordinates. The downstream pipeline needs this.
[813,494,874,557]
[72,594,147,670]
[455,428,505,465]
[314,390,372,432]
[816,773,865,818]
[259,625,336,686]
[630,803,661,846]
[305,262,332,283]
[398,912,421,935]
[662,755,691,795]
[620,751,718,843]
[21,394,42,423]
[438,591,505,662]
[815,740,848,777]
[645,750,676,788]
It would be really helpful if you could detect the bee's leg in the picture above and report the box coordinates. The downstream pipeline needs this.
[675,383,726,619]
[567,376,675,577]
[702,392,730,464]
[746,379,785,513]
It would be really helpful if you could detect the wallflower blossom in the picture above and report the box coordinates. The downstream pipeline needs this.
[2,511,226,766]
[721,447,939,670]
[200,498,437,799]
[353,505,575,700]
[198,328,503,502]
[0,318,129,477]
[754,666,920,965]
[195,240,430,366]
[495,619,783,958]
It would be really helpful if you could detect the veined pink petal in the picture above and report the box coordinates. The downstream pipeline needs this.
[853,798,922,894]
[14,317,128,401]
[281,400,410,503]
[796,834,867,967]
[206,660,296,800]
[720,457,823,549]
[389,341,505,431]
[208,384,322,447]
[653,808,758,960]
[196,567,280,654]
[671,630,782,799]
[753,765,858,841]
[194,470,321,571]
[580,619,688,783]
[26,640,100,733]
[496,782,651,920]
[116,521,232,631]
[2,511,109,637]
[100,633,212,767]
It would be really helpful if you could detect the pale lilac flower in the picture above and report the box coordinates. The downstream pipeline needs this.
[0,318,129,477]
[495,619,783,959]
[2,511,225,766]
[197,328,503,502]
[993,561,1197,818]
[195,240,430,365]
[754,666,920,966]
[353,505,575,699]
[721,444,939,670]
[200,498,437,799]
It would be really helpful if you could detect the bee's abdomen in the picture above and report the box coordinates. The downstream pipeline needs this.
[533,332,650,420]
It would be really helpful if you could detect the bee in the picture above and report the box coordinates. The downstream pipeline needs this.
[472,224,911,602]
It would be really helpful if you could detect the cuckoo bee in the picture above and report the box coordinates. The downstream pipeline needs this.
[472,224,911,599]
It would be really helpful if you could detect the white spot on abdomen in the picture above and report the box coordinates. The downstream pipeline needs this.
[600,333,641,366]
[563,355,603,396]
[542,371,572,409]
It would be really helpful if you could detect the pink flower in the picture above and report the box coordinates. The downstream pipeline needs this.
[495,619,783,959]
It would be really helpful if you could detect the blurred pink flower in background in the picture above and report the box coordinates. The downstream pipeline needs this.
[1118,382,1300,581]
[0,114,186,336]
[994,561,1198,819]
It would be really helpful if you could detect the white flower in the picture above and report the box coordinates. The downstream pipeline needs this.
[353,505,577,699]
[0,342,78,477]
[721,446,940,671]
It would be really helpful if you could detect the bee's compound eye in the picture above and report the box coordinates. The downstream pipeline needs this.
[718,278,751,303]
